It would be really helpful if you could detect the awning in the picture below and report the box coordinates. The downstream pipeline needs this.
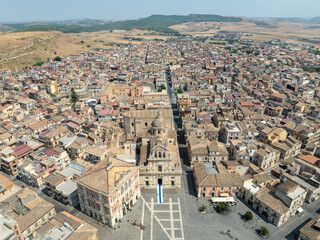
[211,197,235,203]
[297,207,303,213]
[220,193,230,197]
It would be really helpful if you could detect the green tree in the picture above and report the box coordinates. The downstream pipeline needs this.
[71,88,79,104]
[217,202,229,213]
[34,61,44,67]
[160,84,166,90]
[54,56,61,61]
[177,89,183,94]
[244,211,253,221]
[260,226,269,237]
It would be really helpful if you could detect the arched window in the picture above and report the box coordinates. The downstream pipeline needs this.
[158,166,162,172]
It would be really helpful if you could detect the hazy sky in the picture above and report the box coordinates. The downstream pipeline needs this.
[0,0,319,22]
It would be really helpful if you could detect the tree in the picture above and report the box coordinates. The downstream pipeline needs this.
[217,202,229,213]
[54,56,61,61]
[160,84,166,90]
[260,226,269,237]
[177,89,183,94]
[34,61,44,67]
[71,88,79,104]
[244,211,253,221]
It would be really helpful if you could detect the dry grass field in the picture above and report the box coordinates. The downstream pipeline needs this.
[171,19,320,48]
[0,29,169,71]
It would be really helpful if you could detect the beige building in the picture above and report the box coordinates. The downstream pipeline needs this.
[0,188,56,240]
[253,144,280,170]
[35,211,99,240]
[76,156,140,227]
[137,111,182,189]
[194,162,242,198]
[123,109,174,136]
[187,137,229,166]
[299,214,320,240]
[241,179,307,227]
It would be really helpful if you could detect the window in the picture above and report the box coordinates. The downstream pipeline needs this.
[146,181,149,186]
[35,223,38,229]
[211,192,215,197]
[27,229,31,235]
[48,211,52,217]
[145,122,148,127]
[203,187,206,191]
[42,217,45,223]
[171,181,175,186]
[158,166,162,172]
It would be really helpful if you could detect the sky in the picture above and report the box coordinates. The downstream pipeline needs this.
[0,0,319,23]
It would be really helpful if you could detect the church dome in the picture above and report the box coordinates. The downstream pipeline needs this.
[151,111,164,128]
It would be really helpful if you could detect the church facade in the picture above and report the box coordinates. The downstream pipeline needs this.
[127,110,182,189]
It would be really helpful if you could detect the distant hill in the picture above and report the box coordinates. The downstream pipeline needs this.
[308,17,320,24]
[2,14,243,35]
[251,17,320,24]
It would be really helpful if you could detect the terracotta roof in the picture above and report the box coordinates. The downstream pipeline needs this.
[298,154,320,166]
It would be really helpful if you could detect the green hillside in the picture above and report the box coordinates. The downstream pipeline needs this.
[5,14,243,35]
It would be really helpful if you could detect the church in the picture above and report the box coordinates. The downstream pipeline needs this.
[131,110,182,189]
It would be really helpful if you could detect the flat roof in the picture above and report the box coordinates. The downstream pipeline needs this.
[56,179,77,195]
[204,163,218,174]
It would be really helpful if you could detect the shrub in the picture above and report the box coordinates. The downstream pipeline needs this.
[260,226,269,237]
[199,204,206,212]
[244,211,253,221]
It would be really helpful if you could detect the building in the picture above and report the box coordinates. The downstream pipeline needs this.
[0,174,15,197]
[240,179,306,227]
[35,211,99,240]
[260,127,287,145]
[271,136,301,160]
[39,126,69,148]
[123,109,174,136]
[0,188,56,240]
[299,214,320,240]
[194,162,242,198]
[1,149,18,176]
[76,156,140,227]
[137,111,182,189]
[187,137,229,166]
[18,160,50,190]
[84,147,106,164]
[253,144,280,170]
[0,213,21,240]
[220,122,242,144]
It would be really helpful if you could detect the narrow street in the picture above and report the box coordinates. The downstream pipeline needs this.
[166,67,196,197]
